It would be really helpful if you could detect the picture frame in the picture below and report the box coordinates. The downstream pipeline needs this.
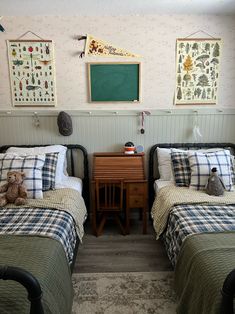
[7,39,57,107]
[174,38,221,105]
[87,62,141,102]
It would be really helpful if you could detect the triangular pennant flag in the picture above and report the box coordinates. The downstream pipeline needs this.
[0,16,5,32]
[84,34,141,58]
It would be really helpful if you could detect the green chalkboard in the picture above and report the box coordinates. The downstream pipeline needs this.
[88,63,140,102]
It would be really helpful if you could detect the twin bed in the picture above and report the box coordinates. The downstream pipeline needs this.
[149,143,235,314]
[0,144,89,314]
[1,142,235,313]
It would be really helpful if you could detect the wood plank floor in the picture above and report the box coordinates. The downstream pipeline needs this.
[74,219,172,273]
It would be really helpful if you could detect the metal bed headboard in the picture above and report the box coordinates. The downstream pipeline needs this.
[0,144,90,210]
[148,142,235,208]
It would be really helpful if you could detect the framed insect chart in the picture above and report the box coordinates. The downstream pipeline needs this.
[7,39,57,107]
[174,38,221,105]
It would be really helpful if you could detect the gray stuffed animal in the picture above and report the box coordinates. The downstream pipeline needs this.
[205,167,225,196]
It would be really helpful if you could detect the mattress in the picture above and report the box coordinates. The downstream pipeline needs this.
[0,235,73,314]
[0,206,77,264]
[154,179,173,195]
[57,176,83,194]
[163,203,235,267]
[0,188,87,264]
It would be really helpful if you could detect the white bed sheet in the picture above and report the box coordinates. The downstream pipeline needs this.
[154,180,174,195]
[56,176,83,194]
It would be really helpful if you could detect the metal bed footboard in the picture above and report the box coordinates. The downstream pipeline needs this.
[221,269,235,314]
[0,266,44,314]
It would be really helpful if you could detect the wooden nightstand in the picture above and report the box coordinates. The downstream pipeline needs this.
[126,182,147,234]
[92,152,147,235]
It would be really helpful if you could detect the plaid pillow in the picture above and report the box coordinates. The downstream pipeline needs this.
[188,150,233,191]
[42,153,58,191]
[230,155,235,185]
[0,154,45,199]
[170,151,191,186]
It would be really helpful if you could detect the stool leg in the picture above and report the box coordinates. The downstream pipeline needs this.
[115,214,126,236]
[92,202,97,236]
[125,207,130,235]
[97,214,107,237]
[142,206,147,234]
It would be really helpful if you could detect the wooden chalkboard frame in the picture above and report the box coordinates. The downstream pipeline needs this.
[87,62,141,102]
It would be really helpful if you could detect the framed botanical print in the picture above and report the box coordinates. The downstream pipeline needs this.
[175,38,221,105]
[7,39,57,107]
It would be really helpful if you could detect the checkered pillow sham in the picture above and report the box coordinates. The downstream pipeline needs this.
[231,155,235,185]
[188,150,233,191]
[0,154,45,199]
[170,151,191,187]
[42,153,58,191]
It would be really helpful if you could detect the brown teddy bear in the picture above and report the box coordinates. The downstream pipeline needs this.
[0,171,28,206]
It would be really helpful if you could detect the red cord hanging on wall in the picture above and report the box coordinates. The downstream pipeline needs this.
[140,111,151,134]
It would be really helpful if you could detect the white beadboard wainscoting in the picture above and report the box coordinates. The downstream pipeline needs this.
[0,109,235,159]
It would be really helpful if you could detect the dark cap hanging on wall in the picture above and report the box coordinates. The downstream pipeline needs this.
[57,111,73,136]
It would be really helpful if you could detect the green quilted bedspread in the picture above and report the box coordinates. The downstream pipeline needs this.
[0,235,73,314]
[175,232,235,314]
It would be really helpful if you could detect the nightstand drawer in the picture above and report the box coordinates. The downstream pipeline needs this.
[128,195,144,208]
[129,183,145,195]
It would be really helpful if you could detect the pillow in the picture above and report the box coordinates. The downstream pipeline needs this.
[0,154,45,199]
[170,149,235,187]
[157,147,178,181]
[42,152,58,191]
[231,155,235,185]
[6,145,67,189]
[157,147,225,181]
[170,151,191,187]
[188,150,233,191]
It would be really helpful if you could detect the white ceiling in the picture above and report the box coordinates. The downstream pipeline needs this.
[1,0,235,16]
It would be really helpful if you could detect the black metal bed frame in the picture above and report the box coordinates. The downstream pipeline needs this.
[0,144,89,314]
[148,142,235,314]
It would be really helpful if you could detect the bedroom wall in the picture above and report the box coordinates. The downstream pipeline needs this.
[0,110,234,153]
[0,14,235,110]
[0,14,235,155]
